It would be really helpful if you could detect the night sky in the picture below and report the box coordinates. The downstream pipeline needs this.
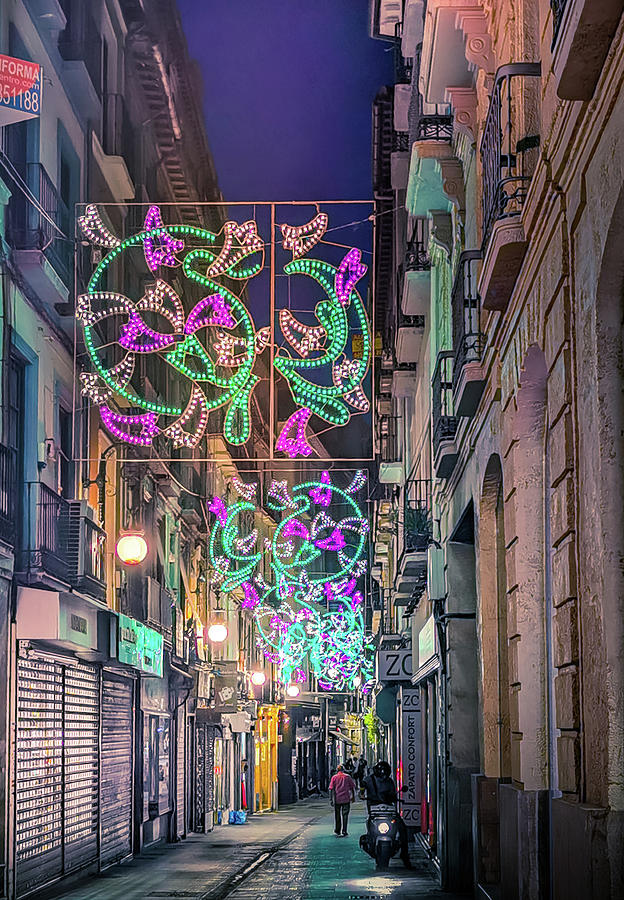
[176,0,394,201]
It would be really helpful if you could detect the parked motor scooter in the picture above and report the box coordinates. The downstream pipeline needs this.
[359,803,401,870]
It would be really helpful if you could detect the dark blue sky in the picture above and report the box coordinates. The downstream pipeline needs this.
[177,0,394,202]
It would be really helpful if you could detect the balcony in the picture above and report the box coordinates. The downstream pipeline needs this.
[394,479,432,605]
[20,482,71,585]
[7,164,72,304]
[402,217,431,316]
[0,444,17,546]
[552,0,624,100]
[479,64,541,311]
[391,131,411,190]
[90,93,135,203]
[59,8,102,122]
[378,416,403,484]
[452,250,486,417]
[432,351,458,479]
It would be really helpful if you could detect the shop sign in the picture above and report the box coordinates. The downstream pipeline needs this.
[117,614,164,676]
[400,688,421,826]
[377,647,412,681]
[0,55,42,125]
[418,615,436,669]
[214,673,238,712]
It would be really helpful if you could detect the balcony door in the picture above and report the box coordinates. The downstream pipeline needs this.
[8,354,25,547]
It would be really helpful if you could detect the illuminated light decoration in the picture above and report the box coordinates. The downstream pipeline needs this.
[208,496,228,526]
[255,327,271,354]
[286,684,301,698]
[136,279,185,330]
[310,511,336,539]
[315,528,346,552]
[116,532,148,565]
[275,408,313,459]
[334,247,367,308]
[280,213,328,258]
[242,582,261,609]
[344,384,369,413]
[235,530,258,554]
[142,205,184,271]
[205,220,264,278]
[274,249,371,433]
[279,309,326,358]
[251,671,266,686]
[282,519,310,541]
[346,470,367,495]
[309,470,332,507]
[80,372,112,404]
[78,204,121,248]
[100,406,158,446]
[213,332,249,366]
[184,294,236,333]
[266,480,297,511]
[118,310,179,353]
[232,477,257,501]
[162,385,209,448]
[207,622,228,643]
[76,291,135,327]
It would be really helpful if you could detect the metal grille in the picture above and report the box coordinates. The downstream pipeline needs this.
[101,673,134,867]
[481,64,542,246]
[0,443,17,545]
[452,250,485,381]
[432,351,457,454]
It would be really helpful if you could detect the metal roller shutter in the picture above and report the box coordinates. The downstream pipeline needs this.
[62,663,99,872]
[15,657,99,896]
[101,673,134,867]
[176,704,185,838]
[15,657,63,895]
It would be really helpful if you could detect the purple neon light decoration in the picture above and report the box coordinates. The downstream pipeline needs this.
[334,247,367,307]
[118,311,178,353]
[184,293,236,333]
[315,528,346,552]
[208,496,227,526]
[275,407,313,458]
[309,470,332,507]
[100,406,159,446]
[143,205,184,271]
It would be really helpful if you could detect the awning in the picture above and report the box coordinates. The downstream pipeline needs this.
[296,729,322,743]
[329,729,353,743]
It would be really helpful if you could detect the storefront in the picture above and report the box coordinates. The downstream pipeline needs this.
[140,672,170,846]
[255,705,280,811]
[13,588,114,896]
[412,613,442,858]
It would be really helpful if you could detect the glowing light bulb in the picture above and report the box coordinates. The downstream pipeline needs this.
[286,684,300,698]
[116,533,148,565]
[251,671,266,686]
[353,675,362,688]
[208,622,228,643]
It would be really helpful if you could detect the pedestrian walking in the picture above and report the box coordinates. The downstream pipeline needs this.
[355,755,367,788]
[328,764,356,836]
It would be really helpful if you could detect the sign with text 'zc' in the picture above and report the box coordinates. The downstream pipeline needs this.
[399,688,421,826]
[0,55,41,125]
[376,647,412,682]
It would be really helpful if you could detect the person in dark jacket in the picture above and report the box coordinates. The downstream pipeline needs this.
[355,755,367,788]
[362,760,412,868]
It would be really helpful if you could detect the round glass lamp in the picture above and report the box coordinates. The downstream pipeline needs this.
[207,622,228,643]
[286,684,300,698]
[116,533,148,565]
[251,671,266,686]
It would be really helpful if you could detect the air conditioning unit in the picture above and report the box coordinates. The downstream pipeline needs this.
[67,501,106,601]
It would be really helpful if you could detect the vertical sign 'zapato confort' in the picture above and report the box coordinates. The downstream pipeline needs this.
[0,55,42,126]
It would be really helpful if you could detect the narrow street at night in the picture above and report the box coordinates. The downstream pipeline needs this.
[36,801,459,900]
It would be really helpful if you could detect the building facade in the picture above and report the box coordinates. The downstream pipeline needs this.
[371,0,624,897]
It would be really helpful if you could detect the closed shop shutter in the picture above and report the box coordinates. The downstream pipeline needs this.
[15,657,63,895]
[61,663,99,872]
[101,673,134,867]
[176,704,185,838]
[15,656,99,896]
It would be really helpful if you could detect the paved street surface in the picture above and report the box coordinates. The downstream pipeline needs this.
[42,801,466,900]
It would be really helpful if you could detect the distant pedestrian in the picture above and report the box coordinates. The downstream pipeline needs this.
[329,764,356,836]
[355,755,367,788]
[344,757,355,774]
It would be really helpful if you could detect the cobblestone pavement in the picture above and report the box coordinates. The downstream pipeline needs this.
[41,800,466,900]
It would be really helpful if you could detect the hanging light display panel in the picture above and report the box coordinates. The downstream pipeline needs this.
[206,469,375,692]
[74,202,373,461]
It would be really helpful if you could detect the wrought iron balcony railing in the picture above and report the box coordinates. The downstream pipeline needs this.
[6,163,72,284]
[452,250,485,381]
[21,482,71,582]
[403,479,432,552]
[432,351,457,455]
[0,444,17,546]
[481,63,542,247]
[405,217,431,272]
[408,45,453,144]
[392,131,410,152]
[551,0,569,45]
